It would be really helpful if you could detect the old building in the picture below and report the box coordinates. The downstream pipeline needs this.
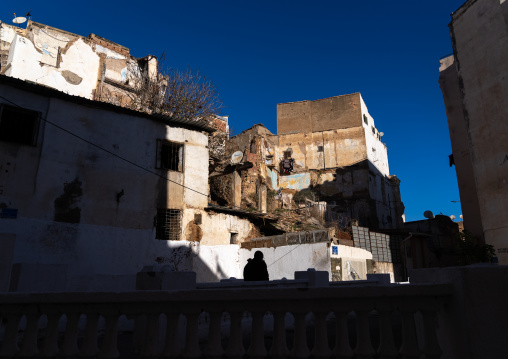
[229,93,405,230]
[0,75,257,291]
[439,0,508,264]
[0,20,156,106]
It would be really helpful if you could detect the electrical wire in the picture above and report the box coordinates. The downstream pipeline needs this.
[0,94,210,199]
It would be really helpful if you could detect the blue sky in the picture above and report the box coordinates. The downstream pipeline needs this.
[2,0,466,222]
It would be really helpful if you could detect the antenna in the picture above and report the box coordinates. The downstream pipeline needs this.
[423,210,434,219]
[12,13,27,26]
[230,151,243,164]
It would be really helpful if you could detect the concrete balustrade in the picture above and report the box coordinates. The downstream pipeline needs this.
[0,284,451,358]
[1,265,507,358]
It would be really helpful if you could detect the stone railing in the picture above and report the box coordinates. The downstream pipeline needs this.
[0,282,451,358]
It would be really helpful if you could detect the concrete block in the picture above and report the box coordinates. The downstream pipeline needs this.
[69,274,136,291]
[136,266,196,291]
[295,268,329,287]
[9,263,67,292]
[366,273,391,285]
[161,271,196,291]
[0,233,16,291]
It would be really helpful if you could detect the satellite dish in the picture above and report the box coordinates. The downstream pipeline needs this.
[423,210,434,219]
[460,214,463,220]
[379,132,384,137]
[450,215,456,220]
[230,151,243,164]
[13,17,27,25]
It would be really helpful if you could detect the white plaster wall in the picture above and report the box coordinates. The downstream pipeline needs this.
[95,44,126,60]
[6,35,100,99]
[0,83,214,291]
[360,95,390,176]
[193,244,242,282]
[330,244,373,260]
[202,212,253,245]
[239,243,331,281]
[0,23,17,44]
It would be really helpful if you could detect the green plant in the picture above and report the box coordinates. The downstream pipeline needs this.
[455,230,496,265]
[293,189,316,202]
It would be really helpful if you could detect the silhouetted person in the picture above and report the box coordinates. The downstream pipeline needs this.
[243,251,269,281]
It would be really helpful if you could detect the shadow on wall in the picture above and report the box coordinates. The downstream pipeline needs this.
[308,159,401,230]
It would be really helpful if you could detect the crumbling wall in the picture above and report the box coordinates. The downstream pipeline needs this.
[277,93,362,135]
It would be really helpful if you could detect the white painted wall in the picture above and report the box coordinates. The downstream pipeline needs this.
[0,81,212,292]
[6,35,100,99]
[360,94,390,177]
[239,243,331,281]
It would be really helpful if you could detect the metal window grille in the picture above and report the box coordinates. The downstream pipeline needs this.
[0,104,40,146]
[156,140,183,171]
[156,209,182,240]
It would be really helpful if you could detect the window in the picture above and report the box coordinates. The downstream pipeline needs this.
[371,126,376,134]
[0,104,40,146]
[156,140,183,171]
[156,209,182,240]
[317,145,324,152]
[230,232,238,244]
[363,114,368,125]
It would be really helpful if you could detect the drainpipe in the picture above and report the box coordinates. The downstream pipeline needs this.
[402,232,412,281]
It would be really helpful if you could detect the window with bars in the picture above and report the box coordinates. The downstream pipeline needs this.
[156,140,183,171]
[0,104,40,146]
[155,209,182,240]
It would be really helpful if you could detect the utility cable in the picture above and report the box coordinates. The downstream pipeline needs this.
[0,94,210,198]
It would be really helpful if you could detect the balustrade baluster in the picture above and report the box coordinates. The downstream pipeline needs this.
[18,311,39,357]
[60,312,80,357]
[377,309,398,359]
[0,313,20,357]
[40,313,61,357]
[290,312,310,359]
[161,313,180,358]
[332,311,353,359]
[141,313,161,357]
[98,314,120,358]
[203,311,224,359]
[354,310,375,359]
[183,312,201,358]
[80,313,100,357]
[247,311,267,359]
[399,309,420,359]
[269,311,289,359]
[421,310,442,359]
[225,311,244,359]
[311,311,331,359]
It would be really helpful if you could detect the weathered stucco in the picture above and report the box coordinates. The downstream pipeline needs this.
[0,76,213,291]
[277,93,362,135]
[1,20,152,106]
[440,0,508,263]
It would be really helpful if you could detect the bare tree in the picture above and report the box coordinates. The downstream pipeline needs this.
[126,54,222,122]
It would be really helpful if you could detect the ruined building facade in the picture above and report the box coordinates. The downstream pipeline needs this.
[439,0,508,264]
[225,93,404,230]
[0,20,157,107]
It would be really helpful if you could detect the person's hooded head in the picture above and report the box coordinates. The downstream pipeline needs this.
[254,251,264,261]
